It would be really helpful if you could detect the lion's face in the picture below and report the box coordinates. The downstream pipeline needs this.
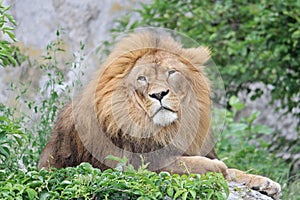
[95,32,212,153]
[125,51,192,127]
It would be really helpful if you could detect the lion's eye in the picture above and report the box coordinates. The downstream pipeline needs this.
[168,69,176,76]
[137,75,147,82]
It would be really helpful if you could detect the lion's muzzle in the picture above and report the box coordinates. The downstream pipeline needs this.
[148,89,179,126]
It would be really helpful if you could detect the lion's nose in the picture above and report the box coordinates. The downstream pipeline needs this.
[149,90,169,101]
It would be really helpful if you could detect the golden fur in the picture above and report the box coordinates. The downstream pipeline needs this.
[94,32,214,156]
[38,31,281,199]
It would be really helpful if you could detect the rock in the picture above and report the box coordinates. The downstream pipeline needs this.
[228,182,273,200]
[5,0,145,49]
[164,182,275,200]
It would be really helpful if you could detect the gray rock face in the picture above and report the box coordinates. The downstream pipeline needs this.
[238,83,298,140]
[6,0,141,49]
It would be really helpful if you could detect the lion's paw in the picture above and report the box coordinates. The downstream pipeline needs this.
[227,169,281,199]
[248,176,281,200]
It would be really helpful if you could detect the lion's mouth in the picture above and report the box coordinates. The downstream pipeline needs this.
[153,106,175,117]
[152,106,178,126]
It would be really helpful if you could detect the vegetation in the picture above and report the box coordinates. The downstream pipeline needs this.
[217,96,290,187]
[0,1,299,199]
[0,162,228,200]
[0,3,25,168]
[0,3,25,67]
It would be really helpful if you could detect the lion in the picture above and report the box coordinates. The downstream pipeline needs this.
[38,31,281,199]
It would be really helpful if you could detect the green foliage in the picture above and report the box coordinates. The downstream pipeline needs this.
[34,30,71,153]
[0,162,228,200]
[226,96,273,140]
[0,2,18,67]
[217,96,291,196]
[0,104,26,166]
[0,2,26,169]
[114,0,300,125]
[285,177,300,200]
[0,29,85,169]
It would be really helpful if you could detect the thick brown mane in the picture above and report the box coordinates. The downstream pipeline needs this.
[39,31,215,170]
[96,32,211,142]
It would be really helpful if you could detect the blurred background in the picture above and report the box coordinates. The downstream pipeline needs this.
[0,0,299,198]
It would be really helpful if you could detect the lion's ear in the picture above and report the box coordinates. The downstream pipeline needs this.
[184,46,211,66]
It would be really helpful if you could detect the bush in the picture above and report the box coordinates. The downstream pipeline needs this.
[0,162,228,200]
[0,104,26,168]
[0,2,26,170]
[0,2,23,67]
[217,96,290,181]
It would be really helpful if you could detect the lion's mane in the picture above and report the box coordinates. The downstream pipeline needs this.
[38,31,216,171]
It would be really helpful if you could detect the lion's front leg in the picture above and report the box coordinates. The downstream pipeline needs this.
[226,168,281,199]
[162,156,228,176]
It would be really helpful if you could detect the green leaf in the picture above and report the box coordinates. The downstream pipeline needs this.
[173,190,184,200]
[206,189,214,199]
[252,124,272,135]
[6,31,16,41]
[13,183,25,192]
[228,123,248,135]
[0,146,10,158]
[220,181,229,197]
[189,190,196,199]
[39,191,52,200]
[167,187,174,197]
[229,96,245,112]
[26,188,38,199]
[246,111,260,124]
[13,135,23,146]
[182,191,188,200]
[26,180,43,188]
[105,155,127,163]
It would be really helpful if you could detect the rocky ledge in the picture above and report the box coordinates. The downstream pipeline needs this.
[228,182,274,200]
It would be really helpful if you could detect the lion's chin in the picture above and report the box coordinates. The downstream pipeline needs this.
[152,110,178,127]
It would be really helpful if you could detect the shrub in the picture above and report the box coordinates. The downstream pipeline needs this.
[0,162,228,200]
[217,96,290,181]
[0,2,26,169]
[0,2,23,67]
[0,104,26,168]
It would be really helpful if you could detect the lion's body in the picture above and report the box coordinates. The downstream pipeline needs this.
[38,31,281,199]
